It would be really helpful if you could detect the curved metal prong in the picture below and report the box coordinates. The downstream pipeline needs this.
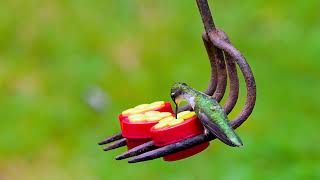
[128,133,212,163]
[103,138,127,151]
[196,0,256,128]
[212,47,227,102]
[201,33,227,103]
[178,32,219,112]
[115,141,156,160]
[208,32,256,129]
[216,34,240,115]
[202,32,218,95]
[223,52,239,114]
[98,132,123,145]
[178,31,223,113]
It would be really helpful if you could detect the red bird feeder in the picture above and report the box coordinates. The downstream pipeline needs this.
[119,101,174,149]
[150,111,209,161]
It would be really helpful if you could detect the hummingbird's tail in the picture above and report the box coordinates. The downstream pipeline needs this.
[227,132,243,147]
[198,112,243,147]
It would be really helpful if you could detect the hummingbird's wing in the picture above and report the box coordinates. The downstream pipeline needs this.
[197,112,238,147]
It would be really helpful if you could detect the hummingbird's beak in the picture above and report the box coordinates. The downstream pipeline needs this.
[171,93,176,103]
[171,92,179,119]
[171,92,183,106]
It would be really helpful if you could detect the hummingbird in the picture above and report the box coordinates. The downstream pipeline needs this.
[170,82,243,147]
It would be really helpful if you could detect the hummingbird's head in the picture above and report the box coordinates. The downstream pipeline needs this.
[170,82,189,105]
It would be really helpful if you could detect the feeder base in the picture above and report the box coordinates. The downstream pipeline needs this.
[163,142,209,162]
[126,138,151,150]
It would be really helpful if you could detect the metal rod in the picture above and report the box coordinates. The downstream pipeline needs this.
[207,32,256,129]
[224,52,239,114]
[212,48,227,102]
[196,0,256,128]
[103,138,127,151]
[202,32,218,95]
[98,133,123,145]
[196,0,216,33]
[218,33,239,115]
[178,32,219,112]
[128,133,212,163]
[115,141,156,160]
[201,33,227,102]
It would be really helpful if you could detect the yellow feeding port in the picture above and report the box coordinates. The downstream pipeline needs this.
[150,101,165,106]
[154,121,169,130]
[145,111,173,122]
[129,107,150,115]
[145,111,161,117]
[128,114,146,123]
[122,108,135,116]
[135,104,150,110]
[178,111,196,120]
[159,116,174,124]
[159,112,172,119]
[146,114,163,122]
[168,118,184,127]
[177,111,191,118]
[146,102,165,111]
[154,117,175,130]
[121,101,166,116]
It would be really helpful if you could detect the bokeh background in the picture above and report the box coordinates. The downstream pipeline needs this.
[1,0,319,179]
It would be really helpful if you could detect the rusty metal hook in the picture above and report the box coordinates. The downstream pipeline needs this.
[98,0,256,163]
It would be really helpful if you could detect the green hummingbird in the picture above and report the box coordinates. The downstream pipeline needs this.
[170,82,243,147]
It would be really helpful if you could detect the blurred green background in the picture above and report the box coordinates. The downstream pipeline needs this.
[0,0,319,179]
